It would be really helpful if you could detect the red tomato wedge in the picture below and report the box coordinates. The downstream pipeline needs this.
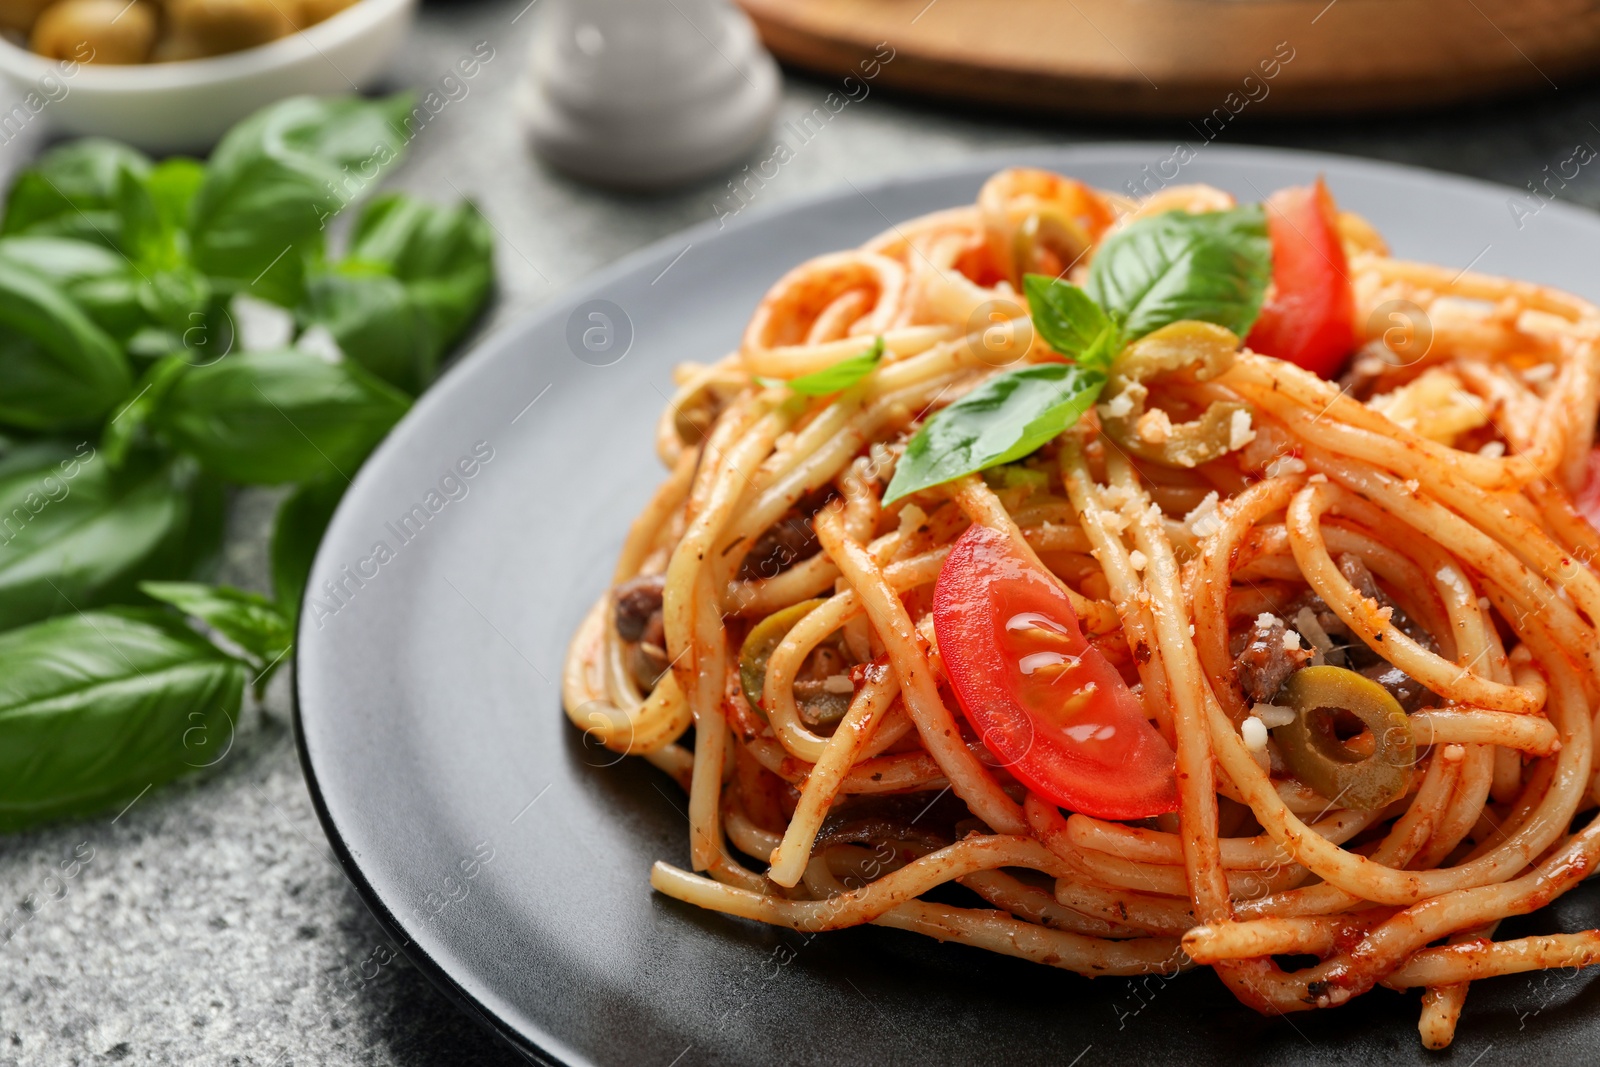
[932,524,1178,820]
[1245,178,1356,379]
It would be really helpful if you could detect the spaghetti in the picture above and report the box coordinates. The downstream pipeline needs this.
[562,167,1600,1047]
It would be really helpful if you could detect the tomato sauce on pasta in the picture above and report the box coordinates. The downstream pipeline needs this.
[562,168,1600,1048]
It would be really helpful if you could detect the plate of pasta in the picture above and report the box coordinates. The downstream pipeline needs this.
[296,145,1600,1066]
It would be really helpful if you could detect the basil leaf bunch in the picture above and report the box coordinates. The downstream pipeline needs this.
[0,93,499,831]
[884,206,1270,503]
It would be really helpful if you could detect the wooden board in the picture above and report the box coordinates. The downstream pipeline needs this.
[735,0,1600,117]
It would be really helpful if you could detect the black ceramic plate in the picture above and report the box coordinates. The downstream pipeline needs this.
[295,146,1600,1067]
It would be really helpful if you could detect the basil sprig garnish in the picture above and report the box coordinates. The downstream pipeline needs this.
[884,206,1270,503]
[761,335,884,395]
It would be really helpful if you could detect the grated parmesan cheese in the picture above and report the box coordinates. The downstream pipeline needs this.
[1184,491,1222,539]
[896,503,928,539]
[1241,716,1269,752]
[1265,454,1307,478]
[1252,703,1297,729]
[1098,391,1136,419]
[1435,565,1471,598]
[1100,484,1134,509]
[1228,409,1256,451]
[1136,408,1173,445]
[1128,550,1147,571]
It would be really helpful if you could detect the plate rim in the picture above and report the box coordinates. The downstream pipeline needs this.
[291,140,1600,1067]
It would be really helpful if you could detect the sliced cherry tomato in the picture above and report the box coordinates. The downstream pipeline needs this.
[1576,448,1600,531]
[1245,178,1356,379]
[931,523,1178,820]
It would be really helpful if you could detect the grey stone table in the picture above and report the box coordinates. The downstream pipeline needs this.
[4,5,1600,1064]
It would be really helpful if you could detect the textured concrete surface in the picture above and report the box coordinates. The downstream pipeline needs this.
[5,5,1600,1064]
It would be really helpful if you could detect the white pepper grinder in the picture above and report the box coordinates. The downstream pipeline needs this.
[519,0,781,189]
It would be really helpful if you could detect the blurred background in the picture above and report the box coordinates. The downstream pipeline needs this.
[2,0,1600,1062]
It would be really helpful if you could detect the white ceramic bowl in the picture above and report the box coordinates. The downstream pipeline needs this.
[0,0,415,153]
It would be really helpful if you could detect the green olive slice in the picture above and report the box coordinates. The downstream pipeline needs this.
[1013,208,1091,280]
[1098,320,1249,469]
[738,599,851,725]
[1270,665,1416,812]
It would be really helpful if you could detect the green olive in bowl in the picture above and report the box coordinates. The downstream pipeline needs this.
[295,0,356,25]
[30,0,157,63]
[162,0,295,58]
[0,0,54,35]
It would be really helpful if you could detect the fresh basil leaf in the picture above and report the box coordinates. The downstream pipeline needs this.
[0,608,246,831]
[0,234,126,286]
[348,193,491,281]
[151,348,410,484]
[347,193,495,352]
[0,235,145,341]
[77,277,151,343]
[1021,275,1120,369]
[1,139,154,253]
[0,258,132,431]
[0,444,224,631]
[138,264,212,333]
[303,194,495,393]
[144,157,206,242]
[6,140,215,310]
[1086,206,1271,341]
[774,336,885,396]
[102,356,189,467]
[125,289,237,367]
[884,363,1105,504]
[188,94,413,307]
[271,476,344,617]
[140,581,293,688]
[301,267,427,393]
[117,157,206,273]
